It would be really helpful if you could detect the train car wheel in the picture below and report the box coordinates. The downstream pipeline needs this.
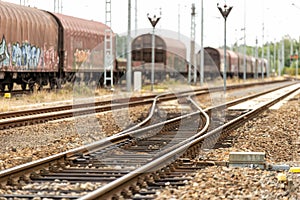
[50,82,55,90]
[21,83,27,91]
[56,79,62,89]
[50,78,56,90]
[0,84,4,92]
[8,83,14,92]
[38,85,43,91]
[29,83,35,92]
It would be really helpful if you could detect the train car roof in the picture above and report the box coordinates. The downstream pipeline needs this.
[132,33,186,59]
[162,36,186,59]
[203,47,224,56]
[50,13,111,36]
[0,1,58,46]
[227,49,238,59]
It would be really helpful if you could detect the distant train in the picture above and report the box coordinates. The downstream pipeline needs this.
[197,47,267,80]
[129,40,268,81]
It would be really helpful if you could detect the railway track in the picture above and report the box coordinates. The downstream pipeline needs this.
[0,82,298,199]
[0,80,291,130]
[0,90,207,199]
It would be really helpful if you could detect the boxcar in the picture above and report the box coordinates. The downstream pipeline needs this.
[0,1,59,91]
[227,49,239,78]
[237,53,255,78]
[50,13,113,86]
[198,47,232,79]
[0,1,114,91]
[131,34,187,79]
[198,47,263,80]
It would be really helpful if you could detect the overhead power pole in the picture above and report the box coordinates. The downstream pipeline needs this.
[189,3,196,84]
[273,40,276,76]
[278,41,280,77]
[60,0,63,14]
[267,42,270,78]
[135,0,137,36]
[178,4,180,40]
[243,0,246,81]
[54,0,62,13]
[255,37,258,79]
[147,14,161,91]
[200,0,204,86]
[290,38,293,68]
[126,0,132,91]
[261,23,264,80]
[217,3,233,95]
[104,0,114,88]
[280,38,284,77]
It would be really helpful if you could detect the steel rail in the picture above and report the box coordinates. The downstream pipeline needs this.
[0,82,297,198]
[0,94,191,184]
[0,82,297,184]
[0,80,292,130]
[0,79,287,121]
[0,91,207,186]
[78,83,300,199]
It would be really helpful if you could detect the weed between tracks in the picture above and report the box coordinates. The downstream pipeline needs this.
[0,84,113,112]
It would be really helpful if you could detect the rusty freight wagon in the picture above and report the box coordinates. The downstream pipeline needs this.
[197,46,266,80]
[0,1,114,91]
[131,33,187,80]
[197,47,233,79]
[0,1,59,91]
[50,13,114,86]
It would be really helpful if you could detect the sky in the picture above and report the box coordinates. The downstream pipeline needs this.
[3,0,300,50]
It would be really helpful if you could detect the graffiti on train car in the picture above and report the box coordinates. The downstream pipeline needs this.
[0,36,10,66]
[74,49,91,69]
[0,36,58,71]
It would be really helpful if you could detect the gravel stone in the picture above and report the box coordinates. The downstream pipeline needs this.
[155,94,299,199]
[0,105,150,170]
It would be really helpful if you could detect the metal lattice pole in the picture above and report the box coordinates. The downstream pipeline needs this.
[267,42,270,78]
[127,0,132,92]
[104,0,113,88]
[261,23,264,80]
[243,0,246,81]
[200,0,204,86]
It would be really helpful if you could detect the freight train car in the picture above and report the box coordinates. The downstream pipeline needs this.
[0,1,114,91]
[236,52,255,78]
[49,12,115,87]
[131,33,188,80]
[197,47,267,80]
[0,2,59,91]
[197,47,233,79]
[256,58,267,77]
[227,49,239,78]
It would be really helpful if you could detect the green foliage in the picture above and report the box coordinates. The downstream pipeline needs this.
[72,84,95,97]
[283,67,299,76]
[116,34,128,58]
